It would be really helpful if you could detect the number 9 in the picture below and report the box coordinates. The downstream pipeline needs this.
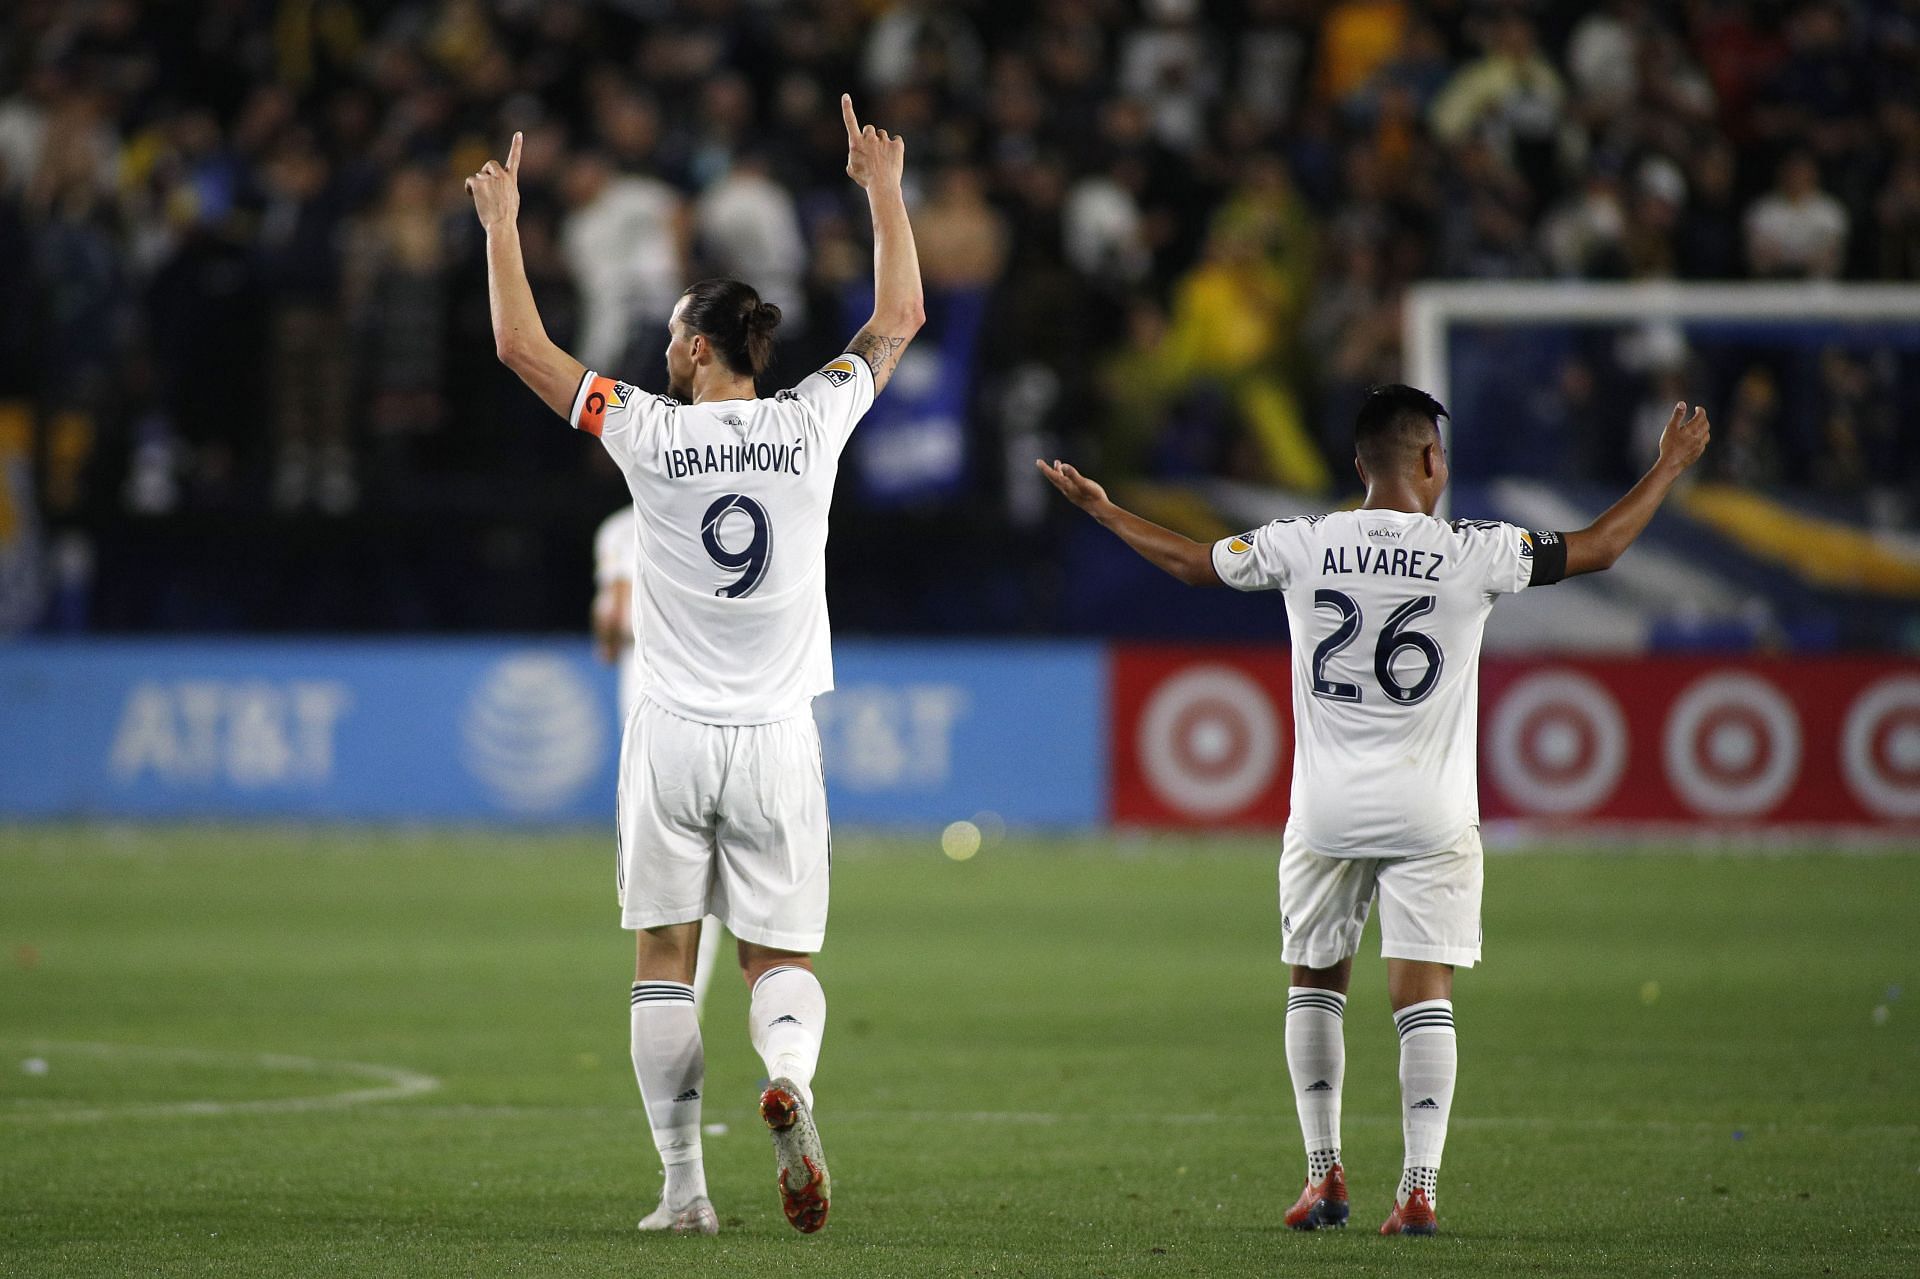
[701,494,772,598]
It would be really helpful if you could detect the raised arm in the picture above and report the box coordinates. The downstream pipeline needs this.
[1563,401,1711,576]
[1037,460,1222,587]
[840,94,925,395]
[467,132,587,418]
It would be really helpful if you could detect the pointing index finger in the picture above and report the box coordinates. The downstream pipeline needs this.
[506,131,523,175]
[841,93,861,143]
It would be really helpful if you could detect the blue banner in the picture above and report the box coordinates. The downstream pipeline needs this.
[0,639,1103,826]
[843,284,986,506]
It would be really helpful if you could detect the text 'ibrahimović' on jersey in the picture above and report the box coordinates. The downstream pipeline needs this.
[1212,509,1566,858]
[572,354,876,725]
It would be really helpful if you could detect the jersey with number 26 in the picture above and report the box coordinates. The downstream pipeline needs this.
[1213,509,1564,858]
[571,353,876,725]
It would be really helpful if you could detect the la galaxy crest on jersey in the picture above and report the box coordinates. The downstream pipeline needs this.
[1227,530,1257,555]
[815,358,857,388]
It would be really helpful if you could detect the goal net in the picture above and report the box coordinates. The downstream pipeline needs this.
[1400,281,1920,653]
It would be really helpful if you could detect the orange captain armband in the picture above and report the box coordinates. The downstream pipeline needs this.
[575,373,626,437]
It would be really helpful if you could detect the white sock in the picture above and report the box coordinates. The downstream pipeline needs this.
[749,964,826,1109]
[631,981,708,1208]
[1285,987,1346,1181]
[690,917,722,1018]
[1394,998,1456,1207]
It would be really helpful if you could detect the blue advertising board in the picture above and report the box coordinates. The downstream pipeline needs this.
[0,639,1103,826]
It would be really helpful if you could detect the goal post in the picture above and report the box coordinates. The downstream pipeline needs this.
[1401,281,1920,519]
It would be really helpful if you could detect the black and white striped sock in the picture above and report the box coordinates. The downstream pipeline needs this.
[1286,987,1347,1181]
[631,981,706,1208]
[1393,998,1456,1207]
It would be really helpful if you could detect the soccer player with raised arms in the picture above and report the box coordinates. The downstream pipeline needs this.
[1041,386,1709,1236]
[467,95,923,1235]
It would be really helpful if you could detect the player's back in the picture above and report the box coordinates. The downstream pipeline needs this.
[1216,507,1553,857]
[571,357,874,725]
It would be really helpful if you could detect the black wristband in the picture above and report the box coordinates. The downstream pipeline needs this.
[1527,529,1568,587]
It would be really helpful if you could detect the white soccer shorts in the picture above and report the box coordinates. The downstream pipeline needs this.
[615,697,831,952]
[1277,824,1483,969]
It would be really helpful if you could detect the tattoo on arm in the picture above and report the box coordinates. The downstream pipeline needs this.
[848,328,909,391]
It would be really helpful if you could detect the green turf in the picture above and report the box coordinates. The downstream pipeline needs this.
[1,827,1916,1277]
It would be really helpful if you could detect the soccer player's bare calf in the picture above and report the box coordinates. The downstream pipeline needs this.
[1043,386,1710,1236]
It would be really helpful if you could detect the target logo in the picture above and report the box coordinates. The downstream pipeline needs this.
[1136,666,1283,818]
[1841,676,1920,818]
[1662,673,1802,816]
[1487,670,1628,814]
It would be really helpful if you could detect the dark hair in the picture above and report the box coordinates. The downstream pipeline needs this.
[677,278,782,378]
[1353,383,1448,474]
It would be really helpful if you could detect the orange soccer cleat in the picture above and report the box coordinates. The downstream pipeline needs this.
[1379,1186,1438,1236]
[760,1078,831,1233]
[1283,1162,1349,1230]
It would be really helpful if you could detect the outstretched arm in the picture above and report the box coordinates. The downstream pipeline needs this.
[1563,401,1711,576]
[467,132,587,418]
[840,94,925,394]
[1037,460,1222,587]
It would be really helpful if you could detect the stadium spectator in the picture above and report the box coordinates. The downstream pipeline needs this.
[1429,9,1568,199]
[1745,150,1849,279]
[695,150,810,329]
[559,150,687,373]
[257,133,353,511]
[914,164,1007,291]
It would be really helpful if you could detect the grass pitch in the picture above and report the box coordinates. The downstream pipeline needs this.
[1,827,1915,1277]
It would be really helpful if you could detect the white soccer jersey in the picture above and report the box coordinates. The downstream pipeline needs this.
[1212,509,1565,858]
[572,353,875,725]
[593,504,642,716]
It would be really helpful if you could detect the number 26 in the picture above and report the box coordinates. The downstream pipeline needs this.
[1310,590,1444,705]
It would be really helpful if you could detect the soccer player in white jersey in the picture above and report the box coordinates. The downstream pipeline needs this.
[592,503,725,1016]
[468,95,924,1236]
[1040,384,1709,1236]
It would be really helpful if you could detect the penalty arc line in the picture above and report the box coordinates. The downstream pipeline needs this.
[1,1039,441,1124]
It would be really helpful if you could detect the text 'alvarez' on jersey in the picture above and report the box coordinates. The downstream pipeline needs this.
[1212,509,1567,858]
[571,352,876,725]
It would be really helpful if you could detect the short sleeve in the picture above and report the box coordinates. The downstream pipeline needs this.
[571,371,668,469]
[593,507,635,587]
[1211,518,1316,592]
[782,352,877,447]
[1453,520,1566,596]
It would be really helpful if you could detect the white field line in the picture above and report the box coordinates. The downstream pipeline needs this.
[359,1103,1918,1139]
[1,1039,440,1123]
[7,1045,1908,1140]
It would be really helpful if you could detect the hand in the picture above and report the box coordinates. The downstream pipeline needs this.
[841,94,904,193]
[1036,458,1109,512]
[1656,401,1711,472]
[466,131,523,231]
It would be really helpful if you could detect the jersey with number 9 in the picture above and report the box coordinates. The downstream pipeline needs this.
[572,354,876,724]
[1212,509,1566,858]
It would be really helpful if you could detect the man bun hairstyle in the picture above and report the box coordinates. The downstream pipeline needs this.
[1353,383,1448,474]
[678,278,782,379]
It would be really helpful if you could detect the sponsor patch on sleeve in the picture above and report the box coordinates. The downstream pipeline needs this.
[1525,528,1568,587]
[815,358,857,388]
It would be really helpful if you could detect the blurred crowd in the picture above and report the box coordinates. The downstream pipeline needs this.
[1,0,1917,628]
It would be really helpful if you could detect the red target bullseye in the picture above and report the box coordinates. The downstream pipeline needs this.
[1843,676,1920,818]
[1663,673,1801,816]
[1488,671,1627,815]
[1138,666,1282,818]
